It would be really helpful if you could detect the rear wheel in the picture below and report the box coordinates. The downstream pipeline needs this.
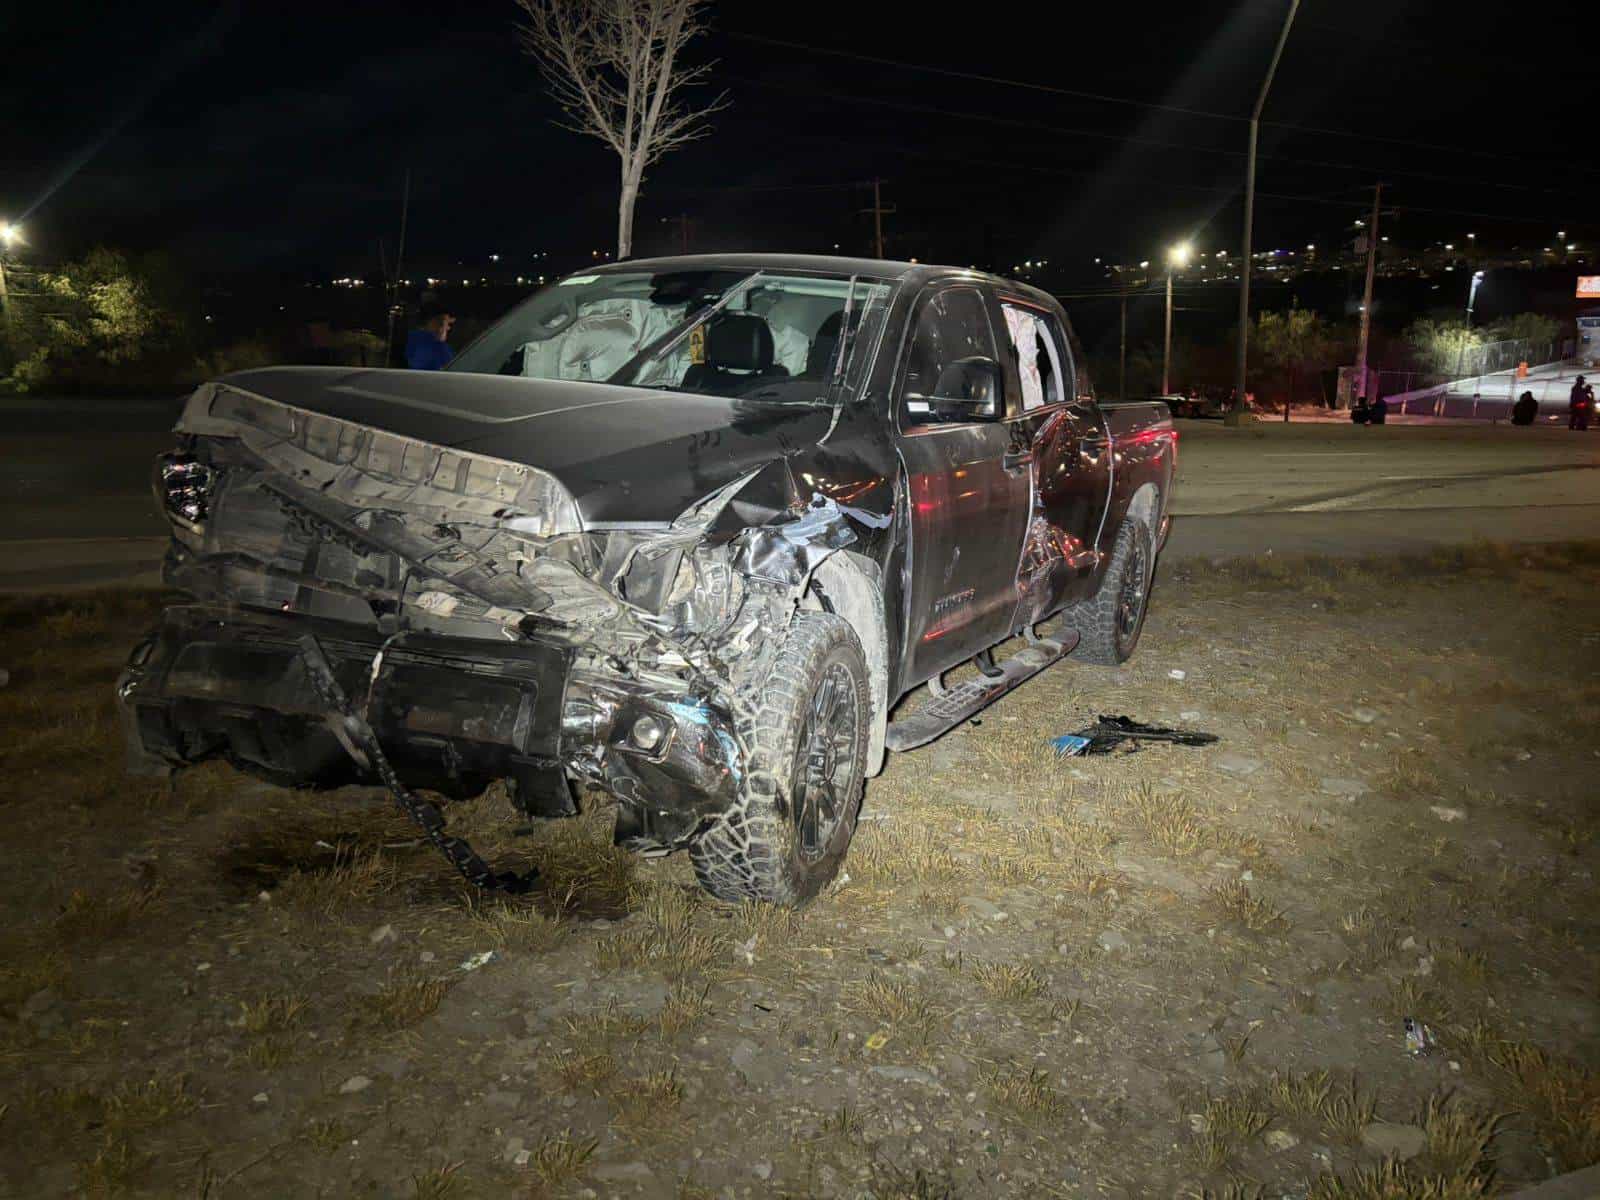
[689,613,868,904]
[1061,515,1154,665]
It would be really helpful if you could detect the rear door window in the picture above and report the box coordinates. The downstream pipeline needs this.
[1000,303,1073,412]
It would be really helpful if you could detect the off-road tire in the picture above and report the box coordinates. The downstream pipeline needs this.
[1061,515,1154,665]
[689,612,869,904]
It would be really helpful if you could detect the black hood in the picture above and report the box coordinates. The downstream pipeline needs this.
[215,366,837,523]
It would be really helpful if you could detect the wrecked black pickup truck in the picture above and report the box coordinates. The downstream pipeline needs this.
[119,254,1175,904]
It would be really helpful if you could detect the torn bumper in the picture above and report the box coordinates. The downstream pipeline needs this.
[117,606,744,843]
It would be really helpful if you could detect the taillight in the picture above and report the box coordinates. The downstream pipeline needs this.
[156,453,214,529]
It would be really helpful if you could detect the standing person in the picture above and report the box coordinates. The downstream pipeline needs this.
[1512,390,1538,426]
[1350,394,1371,425]
[1370,394,1388,424]
[406,303,456,370]
[1572,375,1594,431]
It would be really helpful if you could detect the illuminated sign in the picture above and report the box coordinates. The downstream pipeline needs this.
[1579,276,1600,299]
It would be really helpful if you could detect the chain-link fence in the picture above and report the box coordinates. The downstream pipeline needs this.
[1336,336,1569,418]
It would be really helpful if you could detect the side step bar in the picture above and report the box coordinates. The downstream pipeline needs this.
[885,631,1080,752]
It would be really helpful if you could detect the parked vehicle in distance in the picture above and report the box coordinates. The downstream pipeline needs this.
[1156,392,1228,419]
[120,254,1176,904]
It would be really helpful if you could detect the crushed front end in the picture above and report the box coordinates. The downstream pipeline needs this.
[119,380,865,862]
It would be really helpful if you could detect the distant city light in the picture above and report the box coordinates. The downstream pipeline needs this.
[490,254,500,262]
[1467,233,1476,240]
[1569,243,1578,252]
[1445,244,1454,251]
[1558,230,1567,238]
[1305,243,1315,251]
[1139,260,1150,269]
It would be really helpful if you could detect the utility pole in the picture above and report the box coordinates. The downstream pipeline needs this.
[661,213,692,254]
[861,179,895,259]
[1230,0,1300,425]
[384,169,411,368]
[1162,269,1175,395]
[1119,289,1128,401]
[1354,182,1382,405]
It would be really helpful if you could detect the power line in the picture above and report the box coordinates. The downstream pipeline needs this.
[725,31,1600,177]
[725,76,1591,201]
[839,139,1583,228]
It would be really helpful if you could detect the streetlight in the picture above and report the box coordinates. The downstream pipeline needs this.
[0,221,20,340]
[1162,242,1192,395]
[1467,269,1485,324]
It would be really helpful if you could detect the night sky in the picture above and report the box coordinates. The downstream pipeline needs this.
[2,0,1591,284]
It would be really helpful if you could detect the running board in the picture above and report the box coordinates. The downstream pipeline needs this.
[885,632,1080,752]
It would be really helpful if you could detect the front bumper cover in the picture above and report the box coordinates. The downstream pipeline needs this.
[118,605,745,846]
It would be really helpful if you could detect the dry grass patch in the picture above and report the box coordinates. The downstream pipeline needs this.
[304,1116,356,1154]
[1455,1027,1600,1170]
[733,898,805,950]
[594,884,719,978]
[240,990,309,1034]
[528,812,636,917]
[1306,1160,1491,1200]
[1206,880,1289,932]
[28,1075,197,1157]
[656,981,713,1040]
[526,1128,597,1190]
[1321,1077,1378,1144]
[275,845,399,915]
[76,1134,152,1197]
[1191,1089,1272,1172]
[239,990,309,1069]
[844,972,940,1045]
[971,959,1049,1002]
[1266,1069,1333,1121]
[53,886,159,944]
[357,971,449,1032]
[409,1160,465,1200]
[608,1067,684,1122]
[983,1064,1071,1122]
[467,897,565,953]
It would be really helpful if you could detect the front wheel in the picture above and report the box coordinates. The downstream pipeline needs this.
[1061,515,1154,665]
[689,613,868,904]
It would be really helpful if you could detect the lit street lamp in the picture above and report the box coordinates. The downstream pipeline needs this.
[1466,269,1485,324]
[0,221,21,340]
[1162,242,1192,395]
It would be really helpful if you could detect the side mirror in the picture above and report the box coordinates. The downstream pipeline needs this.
[922,356,1002,421]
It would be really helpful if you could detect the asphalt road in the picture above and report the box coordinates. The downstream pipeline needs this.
[2,389,1597,593]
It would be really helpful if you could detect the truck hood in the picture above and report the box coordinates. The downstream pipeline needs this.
[211,366,836,524]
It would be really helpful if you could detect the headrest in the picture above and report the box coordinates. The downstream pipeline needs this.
[805,310,845,378]
[706,313,774,372]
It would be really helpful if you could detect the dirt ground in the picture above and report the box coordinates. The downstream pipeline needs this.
[3,542,1599,1199]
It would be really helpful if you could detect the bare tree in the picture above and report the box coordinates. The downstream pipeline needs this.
[515,0,727,260]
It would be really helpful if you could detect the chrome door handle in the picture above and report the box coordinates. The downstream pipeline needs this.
[1002,450,1033,473]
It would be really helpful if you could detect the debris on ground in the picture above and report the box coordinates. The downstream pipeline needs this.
[1050,714,1219,758]
[458,950,496,973]
[1403,1017,1436,1056]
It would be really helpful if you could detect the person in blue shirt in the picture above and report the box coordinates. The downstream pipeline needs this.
[405,304,455,370]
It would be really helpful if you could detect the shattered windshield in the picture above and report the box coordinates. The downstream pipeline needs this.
[449,268,894,405]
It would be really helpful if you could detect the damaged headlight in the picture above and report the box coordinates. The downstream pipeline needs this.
[155,453,214,531]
